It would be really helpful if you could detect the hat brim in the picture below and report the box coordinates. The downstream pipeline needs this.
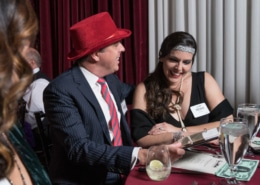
[67,29,131,61]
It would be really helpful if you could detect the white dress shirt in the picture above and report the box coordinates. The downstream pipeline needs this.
[79,66,121,141]
[23,68,49,129]
[0,178,11,185]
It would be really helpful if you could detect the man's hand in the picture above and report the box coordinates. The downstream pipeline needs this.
[137,142,185,166]
[167,142,185,163]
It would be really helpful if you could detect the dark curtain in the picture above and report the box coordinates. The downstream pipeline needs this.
[30,0,148,85]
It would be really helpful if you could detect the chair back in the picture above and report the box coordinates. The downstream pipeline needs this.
[34,111,52,171]
[17,99,27,126]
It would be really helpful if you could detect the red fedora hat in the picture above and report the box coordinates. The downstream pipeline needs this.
[67,12,131,61]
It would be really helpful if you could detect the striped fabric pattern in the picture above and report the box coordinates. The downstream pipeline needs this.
[97,78,122,146]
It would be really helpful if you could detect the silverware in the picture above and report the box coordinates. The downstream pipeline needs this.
[138,166,204,175]
[186,148,223,158]
[190,180,198,185]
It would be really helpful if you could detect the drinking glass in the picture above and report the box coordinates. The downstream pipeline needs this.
[237,103,260,156]
[219,117,250,185]
[145,145,171,181]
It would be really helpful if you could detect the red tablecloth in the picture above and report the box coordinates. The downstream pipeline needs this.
[125,156,260,185]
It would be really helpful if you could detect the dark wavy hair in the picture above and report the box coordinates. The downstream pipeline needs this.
[0,0,38,178]
[144,31,197,119]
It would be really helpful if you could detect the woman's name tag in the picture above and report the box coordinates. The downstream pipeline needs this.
[190,103,210,118]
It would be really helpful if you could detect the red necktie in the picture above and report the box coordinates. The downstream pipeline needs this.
[97,78,122,146]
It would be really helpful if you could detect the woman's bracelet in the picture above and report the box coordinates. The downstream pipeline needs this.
[173,131,183,142]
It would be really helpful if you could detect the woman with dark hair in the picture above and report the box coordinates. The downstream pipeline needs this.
[0,0,51,184]
[131,31,233,148]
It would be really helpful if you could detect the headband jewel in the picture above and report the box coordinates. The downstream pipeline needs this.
[173,45,195,54]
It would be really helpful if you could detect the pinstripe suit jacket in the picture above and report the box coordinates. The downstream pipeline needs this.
[43,65,135,185]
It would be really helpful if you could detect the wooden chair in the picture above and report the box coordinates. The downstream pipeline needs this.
[34,111,52,171]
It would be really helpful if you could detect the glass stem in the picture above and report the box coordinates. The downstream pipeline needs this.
[228,166,238,184]
[247,140,255,157]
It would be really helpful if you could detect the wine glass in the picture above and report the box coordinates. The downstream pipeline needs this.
[219,117,250,185]
[237,103,260,156]
[145,145,171,181]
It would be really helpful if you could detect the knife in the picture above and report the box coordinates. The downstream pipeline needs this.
[138,166,205,175]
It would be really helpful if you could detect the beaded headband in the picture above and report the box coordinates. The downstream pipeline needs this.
[173,45,195,54]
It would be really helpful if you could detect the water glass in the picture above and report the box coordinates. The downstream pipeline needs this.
[219,117,249,185]
[145,145,171,181]
[237,103,260,156]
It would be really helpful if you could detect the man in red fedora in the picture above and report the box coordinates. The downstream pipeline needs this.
[43,12,185,185]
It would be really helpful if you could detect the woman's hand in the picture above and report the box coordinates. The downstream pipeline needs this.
[208,139,219,145]
[148,122,181,135]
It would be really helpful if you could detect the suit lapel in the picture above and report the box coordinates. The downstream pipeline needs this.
[105,76,132,145]
[71,66,112,144]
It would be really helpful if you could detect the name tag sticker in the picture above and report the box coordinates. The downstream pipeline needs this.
[121,100,128,115]
[202,128,219,140]
[190,103,210,118]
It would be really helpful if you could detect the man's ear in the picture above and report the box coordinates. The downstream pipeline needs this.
[27,59,35,68]
[90,52,100,62]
